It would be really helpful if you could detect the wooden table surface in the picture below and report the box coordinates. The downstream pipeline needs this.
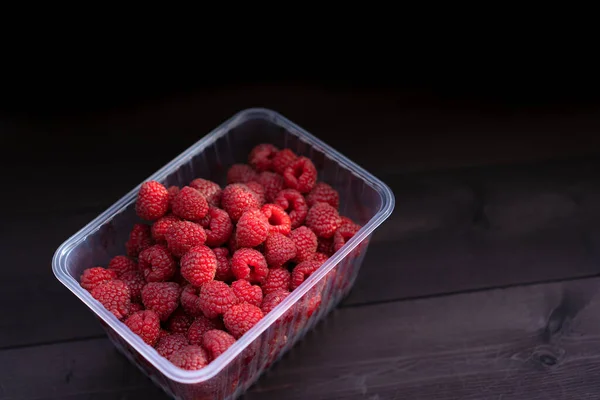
[3,85,600,399]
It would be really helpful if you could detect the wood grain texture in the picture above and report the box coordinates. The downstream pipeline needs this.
[2,278,599,399]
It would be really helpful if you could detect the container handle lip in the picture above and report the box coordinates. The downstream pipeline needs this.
[51,107,396,384]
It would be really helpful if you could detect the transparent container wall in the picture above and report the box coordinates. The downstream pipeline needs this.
[62,113,386,400]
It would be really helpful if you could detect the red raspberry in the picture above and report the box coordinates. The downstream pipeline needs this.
[262,268,291,295]
[169,345,209,370]
[80,267,117,291]
[107,255,137,277]
[227,164,258,184]
[249,143,279,172]
[203,329,236,361]
[304,293,322,318]
[91,280,131,320]
[165,221,207,257]
[257,172,285,203]
[213,247,234,282]
[167,186,180,208]
[151,215,180,243]
[120,270,145,302]
[198,280,239,319]
[236,209,269,248]
[180,245,217,286]
[136,181,170,221]
[141,282,180,322]
[189,178,222,206]
[170,269,189,287]
[221,184,261,222]
[223,302,264,339]
[125,310,160,346]
[289,226,317,263]
[305,203,341,239]
[305,182,340,209]
[244,181,266,205]
[232,280,263,307]
[139,244,176,282]
[340,216,355,227]
[231,248,268,284]
[317,237,334,256]
[156,333,188,359]
[261,289,290,314]
[166,308,193,335]
[333,222,362,252]
[228,227,239,254]
[125,223,154,257]
[291,260,321,290]
[158,329,170,341]
[187,315,225,345]
[261,204,292,235]
[171,186,209,221]
[264,233,296,268]
[128,302,144,315]
[283,157,317,194]
[275,189,308,229]
[180,285,202,317]
[272,148,298,175]
[198,207,233,247]
[312,252,330,264]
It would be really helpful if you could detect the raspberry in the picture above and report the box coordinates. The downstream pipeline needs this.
[213,247,234,282]
[272,148,298,175]
[305,203,341,239]
[223,302,264,339]
[158,329,170,341]
[156,333,189,359]
[291,260,321,290]
[244,181,266,205]
[167,186,180,208]
[203,329,236,361]
[231,248,268,284]
[141,282,180,322]
[169,345,209,370]
[180,245,217,286]
[257,172,285,203]
[165,221,207,257]
[264,233,296,268]
[80,267,117,291]
[128,302,144,315]
[167,308,193,335]
[221,184,261,222]
[333,222,362,252]
[275,189,308,229]
[227,164,258,184]
[136,181,170,221]
[261,289,290,314]
[304,293,322,318]
[171,186,209,221]
[126,224,154,257]
[187,315,225,345]
[317,237,334,256]
[228,227,239,254]
[151,215,180,243]
[125,310,160,346]
[305,182,340,209]
[198,207,233,247]
[283,157,317,194]
[107,255,137,277]
[249,143,279,172]
[170,269,189,287]
[262,268,291,295]
[189,178,222,206]
[340,216,355,227]
[198,280,239,319]
[139,244,176,282]
[180,285,202,317]
[289,226,317,263]
[91,280,131,320]
[236,209,269,248]
[120,270,145,302]
[232,280,263,307]
[312,252,330,264]
[261,203,292,235]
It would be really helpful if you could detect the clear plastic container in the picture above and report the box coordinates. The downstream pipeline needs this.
[52,108,395,400]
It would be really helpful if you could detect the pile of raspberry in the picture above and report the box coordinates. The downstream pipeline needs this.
[79,143,362,371]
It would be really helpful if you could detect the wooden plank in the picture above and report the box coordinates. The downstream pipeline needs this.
[2,278,600,399]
